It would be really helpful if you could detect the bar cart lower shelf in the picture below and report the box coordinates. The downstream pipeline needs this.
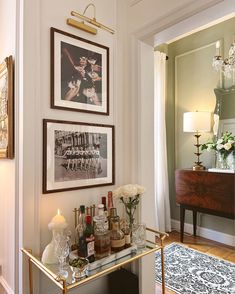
[21,227,168,294]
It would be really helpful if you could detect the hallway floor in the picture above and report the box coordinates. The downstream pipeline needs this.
[0,284,7,294]
[156,230,235,294]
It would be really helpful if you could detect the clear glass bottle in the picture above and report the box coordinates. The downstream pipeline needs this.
[110,211,125,252]
[93,204,111,259]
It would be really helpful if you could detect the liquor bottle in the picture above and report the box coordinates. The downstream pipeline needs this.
[102,196,108,217]
[84,215,95,262]
[107,191,114,213]
[109,207,118,229]
[122,222,131,248]
[76,205,87,257]
[110,209,125,252]
[97,203,105,216]
[94,204,111,259]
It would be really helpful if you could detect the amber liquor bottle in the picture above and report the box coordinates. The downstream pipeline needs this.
[110,212,125,252]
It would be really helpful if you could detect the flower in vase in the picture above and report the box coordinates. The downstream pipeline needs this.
[201,131,235,159]
[113,184,146,231]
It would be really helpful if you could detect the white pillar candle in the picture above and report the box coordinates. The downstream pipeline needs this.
[41,209,68,264]
[49,209,68,230]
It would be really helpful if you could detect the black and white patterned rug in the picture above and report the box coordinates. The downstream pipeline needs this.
[155,243,235,294]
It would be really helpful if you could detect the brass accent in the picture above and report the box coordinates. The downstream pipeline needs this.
[159,236,166,294]
[28,256,33,294]
[21,249,63,290]
[193,132,206,170]
[67,18,97,35]
[67,3,114,35]
[71,11,115,34]
[21,227,167,293]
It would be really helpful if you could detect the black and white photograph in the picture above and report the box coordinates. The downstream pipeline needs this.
[51,28,109,115]
[43,119,114,193]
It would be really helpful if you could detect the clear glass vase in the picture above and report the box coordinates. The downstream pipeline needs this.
[227,151,235,170]
[216,152,229,169]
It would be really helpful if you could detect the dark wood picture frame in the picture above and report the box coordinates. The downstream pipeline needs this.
[0,56,14,159]
[51,27,109,115]
[43,119,115,194]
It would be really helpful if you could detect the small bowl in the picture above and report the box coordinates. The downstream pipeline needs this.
[69,257,89,279]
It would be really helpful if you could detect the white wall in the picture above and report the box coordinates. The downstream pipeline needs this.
[0,0,16,293]
[18,0,128,293]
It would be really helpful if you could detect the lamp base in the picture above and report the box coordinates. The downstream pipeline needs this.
[193,165,205,171]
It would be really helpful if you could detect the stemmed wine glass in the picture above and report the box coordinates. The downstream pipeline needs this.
[54,233,70,278]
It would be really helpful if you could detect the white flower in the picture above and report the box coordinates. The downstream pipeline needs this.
[121,184,138,197]
[113,184,145,199]
[113,187,123,199]
[135,184,146,194]
[217,139,223,144]
[216,144,223,150]
[224,142,232,150]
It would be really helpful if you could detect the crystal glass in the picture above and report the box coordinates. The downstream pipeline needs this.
[132,223,146,249]
[54,233,70,278]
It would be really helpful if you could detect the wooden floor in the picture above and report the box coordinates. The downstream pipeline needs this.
[156,231,235,294]
[0,284,7,294]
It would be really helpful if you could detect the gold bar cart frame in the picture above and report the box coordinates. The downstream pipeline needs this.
[21,228,168,294]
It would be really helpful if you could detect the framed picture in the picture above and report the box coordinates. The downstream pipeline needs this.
[0,56,14,159]
[51,27,109,115]
[43,119,115,193]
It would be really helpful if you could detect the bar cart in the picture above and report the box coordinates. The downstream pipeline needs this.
[21,227,168,294]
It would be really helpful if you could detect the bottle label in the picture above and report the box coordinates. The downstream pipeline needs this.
[125,234,131,245]
[111,238,125,248]
[87,240,95,257]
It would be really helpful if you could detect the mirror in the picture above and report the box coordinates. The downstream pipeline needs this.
[214,86,235,135]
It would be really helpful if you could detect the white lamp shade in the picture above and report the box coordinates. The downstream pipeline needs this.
[183,111,211,132]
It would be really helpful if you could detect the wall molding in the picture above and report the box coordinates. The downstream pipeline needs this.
[0,276,14,294]
[129,0,143,7]
[171,219,235,247]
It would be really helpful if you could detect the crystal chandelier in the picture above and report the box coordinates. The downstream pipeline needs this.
[212,40,235,78]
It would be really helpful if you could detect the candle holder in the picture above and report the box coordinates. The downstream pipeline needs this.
[41,210,68,264]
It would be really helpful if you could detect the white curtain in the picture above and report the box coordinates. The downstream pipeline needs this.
[154,51,171,232]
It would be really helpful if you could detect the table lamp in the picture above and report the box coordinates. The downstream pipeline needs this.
[183,111,211,170]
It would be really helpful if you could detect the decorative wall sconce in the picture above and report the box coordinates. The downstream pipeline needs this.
[67,3,115,35]
[183,111,211,170]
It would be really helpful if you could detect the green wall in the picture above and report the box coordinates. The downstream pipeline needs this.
[159,17,235,236]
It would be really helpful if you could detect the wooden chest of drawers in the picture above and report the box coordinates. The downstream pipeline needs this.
[175,169,235,242]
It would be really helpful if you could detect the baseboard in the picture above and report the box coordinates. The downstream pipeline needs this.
[171,219,235,247]
[0,276,14,294]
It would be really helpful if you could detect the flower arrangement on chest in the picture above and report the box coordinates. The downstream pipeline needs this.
[113,184,146,231]
[201,131,235,159]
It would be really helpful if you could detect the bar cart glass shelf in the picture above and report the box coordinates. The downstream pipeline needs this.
[21,227,168,294]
